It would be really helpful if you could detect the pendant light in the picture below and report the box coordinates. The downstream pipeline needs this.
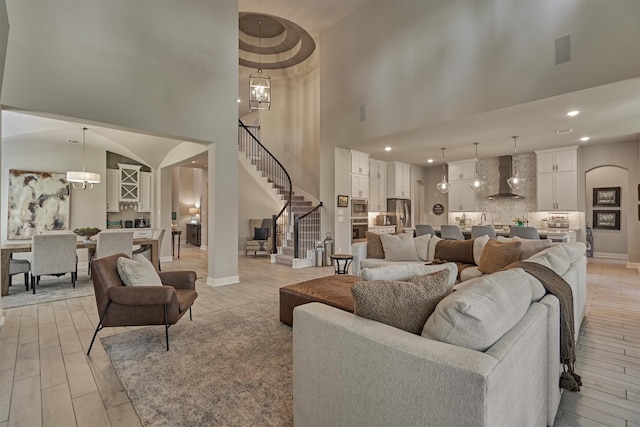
[507,135,526,191]
[249,20,271,111]
[469,142,486,192]
[435,148,449,194]
[66,127,101,190]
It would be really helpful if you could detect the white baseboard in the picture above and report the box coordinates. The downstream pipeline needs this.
[161,256,173,263]
[206,275,240,287]
[593,252,628,260]
[626,261,640,272]
[200,245,208,250]
[292,258,315,269]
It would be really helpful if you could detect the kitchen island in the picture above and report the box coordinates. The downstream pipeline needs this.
[437,226,577,242]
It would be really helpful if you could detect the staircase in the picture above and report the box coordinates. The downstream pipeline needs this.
[238,121,321,268]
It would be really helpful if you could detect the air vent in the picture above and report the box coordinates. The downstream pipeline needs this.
[67,139,80,144]
[555,128,573,135]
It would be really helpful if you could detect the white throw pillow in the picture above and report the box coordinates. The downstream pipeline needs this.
[413,234,431,261]
[361,263,458,288]
[427,235,442,262]
[380,233,420,262]
[472,234,490,265]
[117,256,163,286]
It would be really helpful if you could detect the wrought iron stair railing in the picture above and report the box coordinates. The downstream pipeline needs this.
[238,120,292,255]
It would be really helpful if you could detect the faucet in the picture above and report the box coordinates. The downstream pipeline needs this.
[480,212,487,225]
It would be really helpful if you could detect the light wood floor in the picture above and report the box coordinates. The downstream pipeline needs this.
[0,248,638,427]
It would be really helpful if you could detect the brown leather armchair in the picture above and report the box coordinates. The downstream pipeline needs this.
[87,253,198,355]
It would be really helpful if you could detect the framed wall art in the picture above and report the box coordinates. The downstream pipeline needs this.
[593,210,620,230]
[7,170,70,240]
[337,194,349,208]
[593,187,621,207]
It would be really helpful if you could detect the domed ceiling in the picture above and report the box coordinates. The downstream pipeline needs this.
[239,13,316,70]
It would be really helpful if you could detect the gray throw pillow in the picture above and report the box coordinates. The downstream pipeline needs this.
[380,233,420,261]
[351,269,452,334]
[253,227,269,240]
[117,256,163,286]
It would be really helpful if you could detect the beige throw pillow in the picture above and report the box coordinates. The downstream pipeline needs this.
[427,235,442,261]
[413,234,431,261]
[117,256,163,286]
[478,239,522,274]
[366,231,385,259]
[380,233,420,262]
[510,236,553,260]
[473,234,491,265]
[351,269,452,334]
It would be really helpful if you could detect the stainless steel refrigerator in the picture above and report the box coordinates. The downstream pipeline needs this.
[387,198,411,233]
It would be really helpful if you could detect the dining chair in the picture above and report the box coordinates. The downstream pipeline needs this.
[30,233,78,294]
[471,225,497,239]
[133,228,165,270]
[90,231,134,275]
[9,256,31,291]
[415,224,435,237]
[509,226,540,240]
[440,224,465,240]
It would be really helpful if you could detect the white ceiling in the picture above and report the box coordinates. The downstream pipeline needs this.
[3,1,639,169]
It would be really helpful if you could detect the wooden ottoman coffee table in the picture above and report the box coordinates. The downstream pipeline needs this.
[279,274,361,326]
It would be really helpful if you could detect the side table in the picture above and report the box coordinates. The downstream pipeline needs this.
[329,254,353,275]
[171,230,182,258]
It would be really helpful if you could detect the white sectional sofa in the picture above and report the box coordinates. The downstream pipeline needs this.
[293,242,587,427]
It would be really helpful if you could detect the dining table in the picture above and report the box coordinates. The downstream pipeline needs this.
[1,236,159,296]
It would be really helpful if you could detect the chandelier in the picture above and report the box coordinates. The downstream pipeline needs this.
[249,20,271,111]
[507,135,526,191]
[66,127,100,190]
[435,148,449,194]
[469,142,486,192]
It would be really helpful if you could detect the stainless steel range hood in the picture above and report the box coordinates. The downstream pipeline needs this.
[487,156,524,200]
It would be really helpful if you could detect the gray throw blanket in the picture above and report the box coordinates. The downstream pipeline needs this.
[504,261,582,392]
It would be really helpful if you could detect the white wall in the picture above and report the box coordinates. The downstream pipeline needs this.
[2,0,240,284]
[586,166,628,257]
[582,139,640,264]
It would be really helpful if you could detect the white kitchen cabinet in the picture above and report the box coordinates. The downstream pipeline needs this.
[447,159,477,212]
[118,163,141,202]
[536,146,577,174]
[536,171,577,211]
[449,180,477,212]
[368,177,387,212]
[350,150,370,176]
[351,174,369,199]
[369,159,387,180]
[106,168,120,212]
[535,147,578,211]
[448,160,476,181]
[137,171,152,212]
[387,161,411,198]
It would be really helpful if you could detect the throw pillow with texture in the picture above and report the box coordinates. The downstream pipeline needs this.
[380,233,420,262]
[366,231,385,259]
[427,235,442,261]
[413,234,431,261]
[351,269,452,334]
[117,256,163,286]
[510,236,552,260]
[253,227,270,240]
[478,239,522,274]
[433,239,475,264]
[472,234,491,265]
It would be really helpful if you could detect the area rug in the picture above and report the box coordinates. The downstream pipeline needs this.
[2,275,94,309]
[101,298,294,427]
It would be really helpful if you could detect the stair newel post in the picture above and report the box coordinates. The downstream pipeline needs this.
[293,213,300,259]
[271,214,278,255]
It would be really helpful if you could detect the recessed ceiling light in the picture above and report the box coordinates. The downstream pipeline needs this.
[191,161,196,164]
[427,158,434,163]
[580,136,590,142]
[384,146,392,152]
[555,128,573,134]
[567,110,580,117]
[237,99,241,103]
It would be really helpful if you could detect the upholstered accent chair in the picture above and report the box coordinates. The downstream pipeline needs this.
[245,218,272,257]
[509,226,540,240]
[9,257,30,291]
[440,225,465,241]
[471,225,497,239]
[415,224,435,237]
[30,233,78,294]
[87,254,198,355]
[89,231,134,274]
